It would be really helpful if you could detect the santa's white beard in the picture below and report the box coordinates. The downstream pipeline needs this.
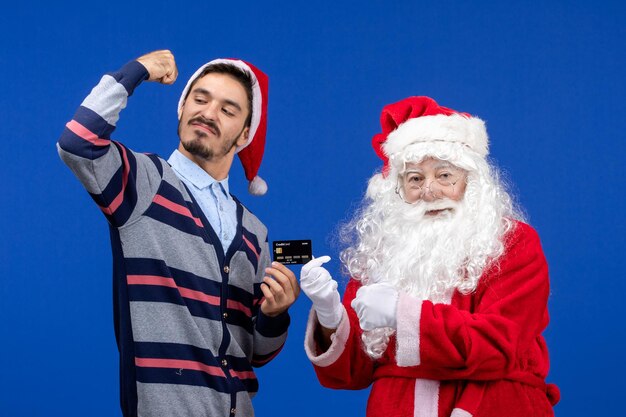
[341,147,522,359]
[369,198,474,303]
[344,189,509,360]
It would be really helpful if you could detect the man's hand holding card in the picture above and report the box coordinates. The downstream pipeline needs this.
[260,261,300,317]
[259,240,313,317]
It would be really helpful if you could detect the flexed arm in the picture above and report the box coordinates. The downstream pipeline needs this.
[57,51,177,226]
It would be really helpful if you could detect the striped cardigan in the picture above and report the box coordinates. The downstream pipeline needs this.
[58,61,289,417]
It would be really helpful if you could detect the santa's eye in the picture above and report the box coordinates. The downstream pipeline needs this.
[405,174,424,187]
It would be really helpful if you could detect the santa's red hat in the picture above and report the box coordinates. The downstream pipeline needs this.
[372,96,488,177]
[178,58,269,195]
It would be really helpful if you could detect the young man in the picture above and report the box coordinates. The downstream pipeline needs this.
[300,97,559,416]
[58,50,299,417]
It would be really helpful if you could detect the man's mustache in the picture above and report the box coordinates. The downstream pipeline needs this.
[188,117,220,137]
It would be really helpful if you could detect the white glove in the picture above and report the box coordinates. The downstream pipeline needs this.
[300,256,343,329]
[351,282,399,331]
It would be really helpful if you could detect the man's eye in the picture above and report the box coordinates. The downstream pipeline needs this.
[194,98,207,104]
[222,108,234,116]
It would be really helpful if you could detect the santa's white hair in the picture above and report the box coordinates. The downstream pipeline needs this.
[339,141,525,359]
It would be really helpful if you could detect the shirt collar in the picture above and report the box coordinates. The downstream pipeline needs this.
[168,149,230,195]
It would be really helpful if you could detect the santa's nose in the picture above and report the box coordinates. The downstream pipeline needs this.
[421,182,439,202]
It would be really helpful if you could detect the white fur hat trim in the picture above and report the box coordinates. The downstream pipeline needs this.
[383,113,489,158]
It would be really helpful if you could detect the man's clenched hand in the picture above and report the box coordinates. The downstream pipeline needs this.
[136,50,178,85]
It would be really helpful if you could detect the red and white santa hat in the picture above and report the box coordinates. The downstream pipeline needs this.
[178,58,269,195]
[371,96,488,177]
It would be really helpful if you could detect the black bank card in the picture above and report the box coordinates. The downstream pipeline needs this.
[272,240,312,265]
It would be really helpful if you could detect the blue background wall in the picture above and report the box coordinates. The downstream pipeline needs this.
[0,1,624,415]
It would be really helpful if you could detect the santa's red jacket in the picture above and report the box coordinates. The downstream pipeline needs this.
[305,221,559,417]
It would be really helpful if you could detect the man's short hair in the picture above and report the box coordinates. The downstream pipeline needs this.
[184,63,255,127]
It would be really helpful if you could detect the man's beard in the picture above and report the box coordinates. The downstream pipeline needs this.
[179,117,240,161]
[181,136,238,160]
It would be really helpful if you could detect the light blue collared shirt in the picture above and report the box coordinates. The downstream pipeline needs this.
[168,150,237,252]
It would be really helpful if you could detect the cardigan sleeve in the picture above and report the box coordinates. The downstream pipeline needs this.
[250,229,290,367]
[57,60,160,227]
[395,222,552,382]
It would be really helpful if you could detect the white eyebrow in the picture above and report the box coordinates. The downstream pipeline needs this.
[433,161,456,170]
[403,162,454,173]
[402,166,424,174]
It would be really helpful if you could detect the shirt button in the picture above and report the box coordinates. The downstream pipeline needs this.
[223,266,230,273]
[221,359,228,367]
[223,312,229,319]
[230,408,236,415]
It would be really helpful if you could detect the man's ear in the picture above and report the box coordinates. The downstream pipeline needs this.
[237,127,250,147]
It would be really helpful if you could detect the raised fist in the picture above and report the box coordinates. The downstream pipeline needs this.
[136,50,178,85]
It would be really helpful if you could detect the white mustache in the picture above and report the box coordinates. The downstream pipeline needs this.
[420,199,460,212]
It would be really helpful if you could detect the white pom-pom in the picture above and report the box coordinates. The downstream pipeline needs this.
[248,175,268,196]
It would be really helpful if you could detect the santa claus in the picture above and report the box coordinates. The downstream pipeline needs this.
[300,97,559,417]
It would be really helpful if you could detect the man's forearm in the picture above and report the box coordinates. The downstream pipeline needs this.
[58,60,148,154]
[56,60,149,225]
